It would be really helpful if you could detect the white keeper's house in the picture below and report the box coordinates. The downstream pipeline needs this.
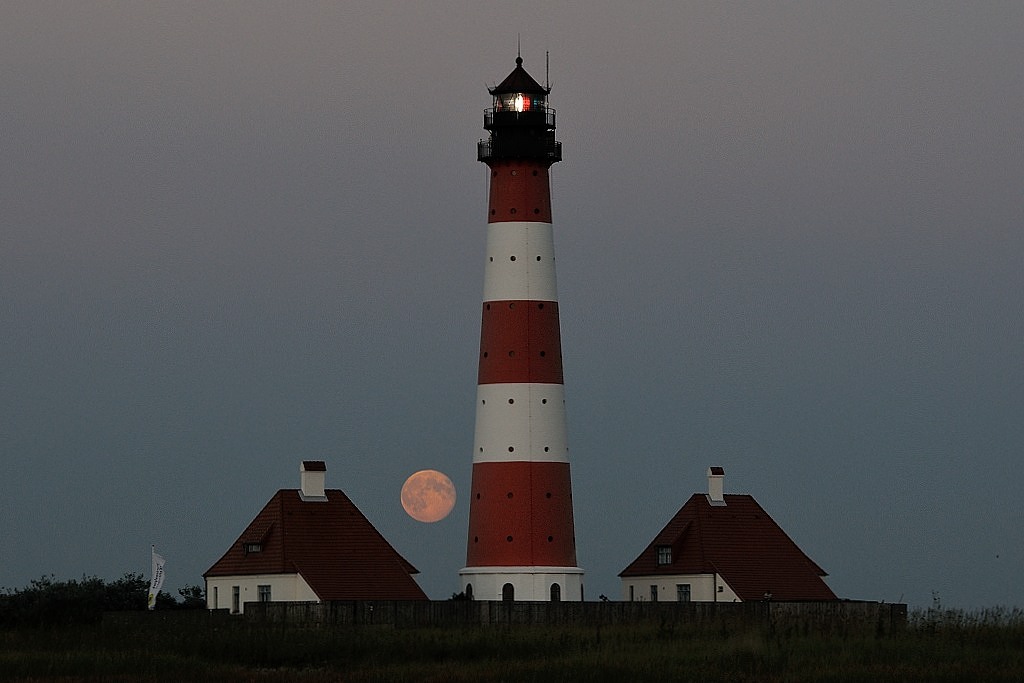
[619,467,837,603]
[204,461,426,613]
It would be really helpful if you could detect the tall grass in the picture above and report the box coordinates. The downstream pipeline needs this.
[910,598,1024,635]
[2,607,1024,682]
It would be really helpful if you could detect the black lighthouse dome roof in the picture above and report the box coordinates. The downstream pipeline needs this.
[489,56,549,96]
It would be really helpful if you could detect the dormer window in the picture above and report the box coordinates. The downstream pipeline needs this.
[656,545,672,565]
[243,542,262,554]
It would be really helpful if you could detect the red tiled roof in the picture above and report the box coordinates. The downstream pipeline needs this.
[619,494,836,601]
[204,489,427,601]
[240,518,274,545]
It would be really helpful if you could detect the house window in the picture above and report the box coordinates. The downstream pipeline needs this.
[677,584,691,602]
[650,585,658,602]
[656,545,672,565]
[231,586,240,614]
[258,585,272,602]
[244,542,262,554]
[212,586,218,609]
[629,585,635,602]
[550,583,561,602]
[502,583,515,601]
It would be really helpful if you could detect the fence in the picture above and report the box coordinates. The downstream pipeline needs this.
[241,599,907,634]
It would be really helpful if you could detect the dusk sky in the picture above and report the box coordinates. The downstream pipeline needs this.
[3,2,1022,609]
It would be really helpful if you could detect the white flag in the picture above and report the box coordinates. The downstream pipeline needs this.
[147,547,166,610]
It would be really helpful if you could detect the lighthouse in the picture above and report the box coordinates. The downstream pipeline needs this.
[459,56,585,602]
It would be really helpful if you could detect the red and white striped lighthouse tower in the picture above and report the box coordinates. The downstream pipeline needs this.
[459,57,584,602]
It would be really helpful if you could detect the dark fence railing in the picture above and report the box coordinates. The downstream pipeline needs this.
[477,138,562,163]
[484,108,556,129]
[241,600,908,634]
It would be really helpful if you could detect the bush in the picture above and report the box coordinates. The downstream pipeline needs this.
[0,574,202,626]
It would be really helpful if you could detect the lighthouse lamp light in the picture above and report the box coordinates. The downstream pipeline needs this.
[494,93,538,113]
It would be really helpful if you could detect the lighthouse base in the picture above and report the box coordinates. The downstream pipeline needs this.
[459,566,585,602]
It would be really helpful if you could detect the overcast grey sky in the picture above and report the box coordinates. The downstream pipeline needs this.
[2,1,1022,609]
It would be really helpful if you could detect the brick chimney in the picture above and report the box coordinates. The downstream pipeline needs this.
[707,466,725,505]
[300,460,327,501]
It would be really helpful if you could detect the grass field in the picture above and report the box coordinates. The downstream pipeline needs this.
[2,606,1023,682]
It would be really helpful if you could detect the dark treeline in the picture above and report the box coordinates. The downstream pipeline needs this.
[0,574,204,626]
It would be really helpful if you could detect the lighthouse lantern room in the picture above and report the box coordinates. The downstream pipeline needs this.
[460,56,584,602]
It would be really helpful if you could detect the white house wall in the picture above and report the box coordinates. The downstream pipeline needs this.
[620,574,739,603]
[206,573,318,614]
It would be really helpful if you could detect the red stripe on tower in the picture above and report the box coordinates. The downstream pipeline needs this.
[478,301,563,385]
[459,56,584,602]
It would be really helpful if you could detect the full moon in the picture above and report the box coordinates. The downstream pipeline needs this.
[401,470,456,523]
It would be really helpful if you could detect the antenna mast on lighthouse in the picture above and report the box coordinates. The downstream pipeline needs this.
[460,55,584,601]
